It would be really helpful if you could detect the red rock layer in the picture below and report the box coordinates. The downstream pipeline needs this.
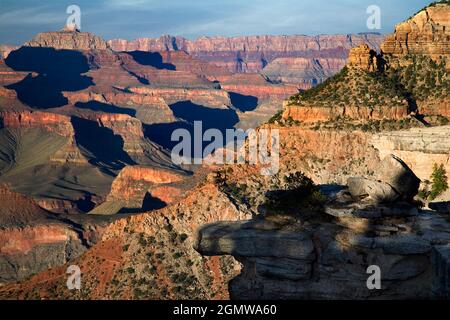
[220,73,298,100]
[107,165,184,203]
[381,3,450,61]
[109,34,384,74]
[0,110,87,163]
[0,225,76,255]
[26,30,110,51]
[0,110,73,137]
[282,103,408,123]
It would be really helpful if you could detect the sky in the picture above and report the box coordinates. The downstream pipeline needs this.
[0,0,433,45]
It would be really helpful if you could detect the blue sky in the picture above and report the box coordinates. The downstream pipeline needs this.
[0,0,432,45]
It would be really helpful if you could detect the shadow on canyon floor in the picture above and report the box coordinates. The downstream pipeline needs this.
[229,92,258,112]
[127,51,176,70]
[75,101,136,117]
[5,47,93,109]
[71,116,136,174]
[144,100,240,152]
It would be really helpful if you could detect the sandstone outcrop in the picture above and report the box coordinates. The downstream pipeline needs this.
[26,29,110,51]
[381,3,450,61]
[262,57,347,88]
[0,45,18,60]
[196,160,450,299]
[109,33,383,74]
[0,179,251,299]
[282,101,408,123]
[348,44,379,72]
[89,165,185,214]
[348,155,420,203]
[371,126,450,181]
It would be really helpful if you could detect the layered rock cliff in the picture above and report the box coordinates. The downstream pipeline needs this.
[0,186,108,285]
[109,33,383,73]
[381,2,450,61]
[282,3,450,124]
[0,178,251,299]
[0,45,18,60]
[26,29,110,51]
[89,165,186,214]
[109,33,383,89]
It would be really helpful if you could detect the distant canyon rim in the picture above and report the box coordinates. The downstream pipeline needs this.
[0,1,449,300]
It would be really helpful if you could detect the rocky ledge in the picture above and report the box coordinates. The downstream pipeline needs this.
[26,28,110,51]
[196,155,450,299]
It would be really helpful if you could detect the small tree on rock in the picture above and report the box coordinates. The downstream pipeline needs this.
[429,163,448,201]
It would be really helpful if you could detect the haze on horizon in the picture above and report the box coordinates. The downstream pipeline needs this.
[0,0,432,45]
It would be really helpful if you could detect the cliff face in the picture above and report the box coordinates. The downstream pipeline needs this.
[371,126,450,181]
[194,131,450,299]
[26,29,110,51]
[109,34,383,88]
[282,59,410,123]
[0,180,251,299]
[109,34,383,73]
[282,4,450,124]
[381,3,450,61]
[197,197,450,299]
[262,57,347,87]
[0,45,18,60]
[0,186,93,285]
[90,165,186,213]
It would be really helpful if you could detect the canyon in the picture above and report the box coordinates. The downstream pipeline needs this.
[0,2,449,301]
[109,33,384,88]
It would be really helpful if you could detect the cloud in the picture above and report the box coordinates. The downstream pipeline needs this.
[0,0,433,44]
[0,5,62,26]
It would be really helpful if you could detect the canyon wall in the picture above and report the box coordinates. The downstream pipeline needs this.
[381,3,450,61]
[109,34,384,88]
[109,34,384,73]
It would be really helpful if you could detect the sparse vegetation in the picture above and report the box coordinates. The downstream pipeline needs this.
[264,172,326,215]
[429,163,449,200]
[419,164,449,201]
[268,110,283,123]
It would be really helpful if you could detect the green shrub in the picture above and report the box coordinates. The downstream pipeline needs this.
[429,163,448,200]
[268,110,283,123]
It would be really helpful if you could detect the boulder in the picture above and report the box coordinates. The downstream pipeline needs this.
[376,154,421,201]
[196,221,315,260]
[364,179,400,203]
[347,177,400,203]
[347,177,368,198]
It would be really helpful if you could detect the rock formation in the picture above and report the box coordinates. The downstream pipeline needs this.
[0,3,448,301]
[262,57,347,88]
[109,34,383,90]
[282,3,450,124]
[347,155,421,203]
[348,44,379,72]
[0,45,18,60]
[381,2,450,61]
[109,33,383,72]
[26,29,110,51]
[90,165,186,214]
[0,186,112,284]
[0,177,251,299]
[196,158,450,299]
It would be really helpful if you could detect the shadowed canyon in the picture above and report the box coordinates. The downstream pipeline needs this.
[0,1,449,301]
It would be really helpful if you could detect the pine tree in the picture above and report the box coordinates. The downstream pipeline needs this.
[429,163,449,200]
